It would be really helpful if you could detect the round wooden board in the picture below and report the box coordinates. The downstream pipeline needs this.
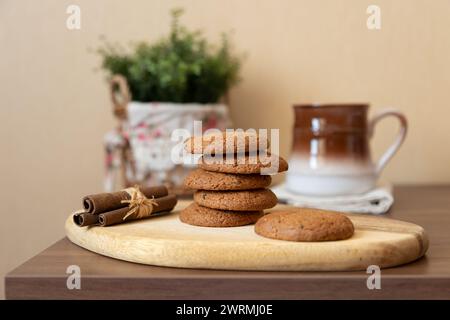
[65,202,428,271]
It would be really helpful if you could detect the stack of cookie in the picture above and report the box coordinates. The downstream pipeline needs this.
[180,131,288,227]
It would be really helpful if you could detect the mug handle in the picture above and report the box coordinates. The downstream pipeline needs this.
[368,109,408,174]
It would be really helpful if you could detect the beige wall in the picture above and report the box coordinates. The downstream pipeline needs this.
[1,0,449,298]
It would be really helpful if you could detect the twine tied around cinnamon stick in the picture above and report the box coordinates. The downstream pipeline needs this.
[121,185,159,220]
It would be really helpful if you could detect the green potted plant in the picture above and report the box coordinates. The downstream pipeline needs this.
[98,8,242,192]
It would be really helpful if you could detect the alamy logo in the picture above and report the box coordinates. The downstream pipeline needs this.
[66,5,81,30]
[66,265,81,290]
[366,5,381,30]
[366,265,381,289]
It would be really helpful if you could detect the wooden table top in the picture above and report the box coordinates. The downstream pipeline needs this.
[5,185,450,300]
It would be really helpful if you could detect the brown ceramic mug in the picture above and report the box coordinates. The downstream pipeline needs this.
[286,103,407,195]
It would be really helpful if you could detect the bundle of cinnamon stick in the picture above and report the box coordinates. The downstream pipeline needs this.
[73,185,177,227]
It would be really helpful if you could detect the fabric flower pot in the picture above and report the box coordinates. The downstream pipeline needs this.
[104,75,231,194]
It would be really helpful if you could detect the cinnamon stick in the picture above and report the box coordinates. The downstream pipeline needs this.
[98,194,177,226]
[73,211,99,227]
[82,185,168,214]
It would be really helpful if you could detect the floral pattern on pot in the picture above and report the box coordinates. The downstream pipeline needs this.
[105,102,231,194]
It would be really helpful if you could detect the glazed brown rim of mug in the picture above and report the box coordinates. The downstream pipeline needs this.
[293,127,367,134]
[293,103,369,109]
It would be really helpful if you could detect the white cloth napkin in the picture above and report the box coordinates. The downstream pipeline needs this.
[272,183,394,215]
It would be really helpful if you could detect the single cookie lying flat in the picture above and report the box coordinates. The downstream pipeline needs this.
[194,189,278,211]
[184,168,271,191]
[184,130,269,155]
[255,209,354,242]
[199,153,288,175]
[179,203,262,227]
